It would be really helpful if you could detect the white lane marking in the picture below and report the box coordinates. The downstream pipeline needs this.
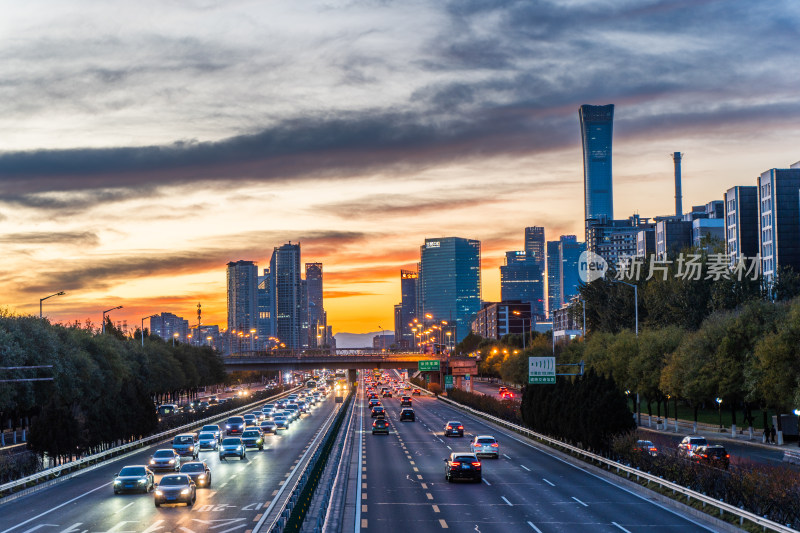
[482,478,491,486]
[542,478,555,487]
[501,496,513,506]
[115,501,135,513]
[611,522,632,533]
[520,465,530,471]
[446,445,452,450]
[502,454,511,459]
[527,522,543,533]
[0,482,109,533]
[572,496,588,507]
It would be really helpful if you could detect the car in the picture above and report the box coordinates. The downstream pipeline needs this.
[113,465,155,494]
[260,420,277,434]
[243,414,258,427]
[200,424,222,442]
[219,437,246,461]
[172,434,198,460]
[372,419,390,434]
[382,390,392,398]
[371,405,386,418]
[694,445,730,469]
[197,432,219,450]
[149,449,181,472]
[498,386,508,395]
[500,390,515,399]
[444,421,464,437]
[471,435,500,458]
[400,396,412,407]
[276,400,287,409]
[242,429,265,450]
[399,408,415,422]
[274,416,289,430]
[634,440,658,456]
[179,461,212,488]
[444,452,481,482]
[412,389,422,396]
[262,404,275,414]
[368,398,381,408]
[154,474,196,507]
[225,416,245,435]
[678,436,708,458]
[250,411,265,422]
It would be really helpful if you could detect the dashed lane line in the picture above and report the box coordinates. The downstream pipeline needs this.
[527,522,543,533]
[482,478,491,486]
[572,496,588,507]
[542,478,555,487]
[611,522,632,533]
[520,465,530,471]
[501,496,513,506]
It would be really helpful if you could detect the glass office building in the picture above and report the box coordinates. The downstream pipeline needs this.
[226,260,258,352]
[270,243,303,350]
[500,251,545,320]
[580,104,615,238]
[524,226,546,274]
[546,236,585,317]
[418,237,481,343]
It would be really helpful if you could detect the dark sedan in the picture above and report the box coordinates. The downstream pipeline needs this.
[113,465,154,494]
[372,419,390,434]
[399,408,415,422]
[371,405,386,418]
[444,421,464,437]
[179,461,211,488]
[154,474,196,507]
[444,453,482,482]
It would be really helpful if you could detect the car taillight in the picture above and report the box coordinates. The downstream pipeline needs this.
[471,462,481,467]
[450,462,460,468]
[457,426,463,430]
[726,454,730,458]
[649,447,657,452]
[491,443,499,447]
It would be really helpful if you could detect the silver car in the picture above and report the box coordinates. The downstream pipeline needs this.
[471,435,500,458]
[197,432,219,450]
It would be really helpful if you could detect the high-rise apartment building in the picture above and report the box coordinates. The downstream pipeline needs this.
[587,215,653,268]
[270,243,303,350]
[149,312,190,343]
[418,237,481,343]
[226,260,258,352]
[580,104,615,238]
[500,251,545,320]
[305,263,325,348]
[724,185,759,267]
[257,268,274,350]
[524,227,546,274]
[396,270,418,348]
[758,167,800,282]
[546,236,585,316]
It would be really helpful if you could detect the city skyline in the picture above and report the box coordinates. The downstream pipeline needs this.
[3,2,800,333]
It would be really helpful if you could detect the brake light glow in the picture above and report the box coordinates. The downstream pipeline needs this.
[471,462,481,467]
[457,426,463,429]
[491,443,499,447]
[450,462,460,468]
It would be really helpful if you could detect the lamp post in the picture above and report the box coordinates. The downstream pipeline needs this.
[250,329,256,352]
[378,326,385,352]
[716,397,723,429]
[102,305,123,334]
[173,332,179,347]
[39,291,65,319]
[445,331,452,354]
[512,310,531,349]
[141,314,158,348]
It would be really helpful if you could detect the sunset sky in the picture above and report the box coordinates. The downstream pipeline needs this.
[2,1,800,334]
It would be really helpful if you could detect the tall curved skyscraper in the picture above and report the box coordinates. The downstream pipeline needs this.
[579,104,614,226]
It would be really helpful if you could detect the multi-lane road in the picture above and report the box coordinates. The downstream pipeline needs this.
[357,382,718,533]
[0,390,338,533]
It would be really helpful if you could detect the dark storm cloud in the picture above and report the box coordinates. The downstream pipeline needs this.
[0,231,100,247]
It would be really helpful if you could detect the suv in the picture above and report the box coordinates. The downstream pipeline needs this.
[444,452,481,482]
[225,416,245,435]
[400,396,412,407]
[219,437,246,461]
[471,435,499,458]
[412,389,422,396]
[634,440,658,456]
[678,436,708,458]
[172,434,198,459]
[372,419,390,434]
[694,445,730,469]
[399,408,415,422]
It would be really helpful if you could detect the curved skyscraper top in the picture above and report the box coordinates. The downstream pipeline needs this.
[579,104,614,223]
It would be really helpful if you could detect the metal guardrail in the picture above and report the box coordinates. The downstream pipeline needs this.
[436,395,797,533]
[0,386,303,499]
[254,389,354,532]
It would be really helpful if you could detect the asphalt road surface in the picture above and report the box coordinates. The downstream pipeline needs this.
[0,391,336,533]
[357,384,718,533]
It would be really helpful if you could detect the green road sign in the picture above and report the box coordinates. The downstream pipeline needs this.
[444,375,453,390]
[418,359,440,371]
[529,356,556,384]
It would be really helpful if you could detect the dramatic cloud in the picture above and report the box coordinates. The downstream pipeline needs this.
[0,231,100,247]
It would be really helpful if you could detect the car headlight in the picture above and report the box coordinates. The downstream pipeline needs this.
[198,474,206,480]
[189,446,194,450]
[168,460,175,464]
[226,425,231,428]
[181,488,191,495]
[150,460,155,464]
[155,490,163,496]
[237,445,242,450]
[138,479,147,484]
[114,480,121,485]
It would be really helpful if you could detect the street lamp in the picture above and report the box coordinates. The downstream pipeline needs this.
[378,326,386,352]
[512,310,531,349]
[39,291,66,319]
[445,331,452,353]
[141,314,158,347]
[102,305,123,334]
[716,397,723,429]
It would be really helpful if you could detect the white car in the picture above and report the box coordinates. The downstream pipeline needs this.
[471,435,500,459]
[678,436,708,458]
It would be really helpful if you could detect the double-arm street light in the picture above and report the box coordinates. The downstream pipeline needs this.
[39,291,65,319]
[102,306,123,334]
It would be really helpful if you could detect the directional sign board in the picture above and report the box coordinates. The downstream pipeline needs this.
[529,357,556,384]
[418,360,440,372]
[444,375,453,390]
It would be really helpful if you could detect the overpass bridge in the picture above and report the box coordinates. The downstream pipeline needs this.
[222,352,440,372]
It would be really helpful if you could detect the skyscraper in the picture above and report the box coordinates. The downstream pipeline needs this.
[546,236,585,316]
[758,167,800,282]
[226,260,258,352]
[546,241,561,318]
[270,243,303,350]
[500,251,545,320]
[305,263,325,348]
[419,237,481,343]
[580,104,615,237]
[398,270,417,348]
[257,268,274,350]
[524,226,546,274]
[724,185,759,268]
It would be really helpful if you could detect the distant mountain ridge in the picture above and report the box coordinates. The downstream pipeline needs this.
[333,331,381,348]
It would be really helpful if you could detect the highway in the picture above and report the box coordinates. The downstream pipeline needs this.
[358,383,717,533]
[0,391,338,533]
